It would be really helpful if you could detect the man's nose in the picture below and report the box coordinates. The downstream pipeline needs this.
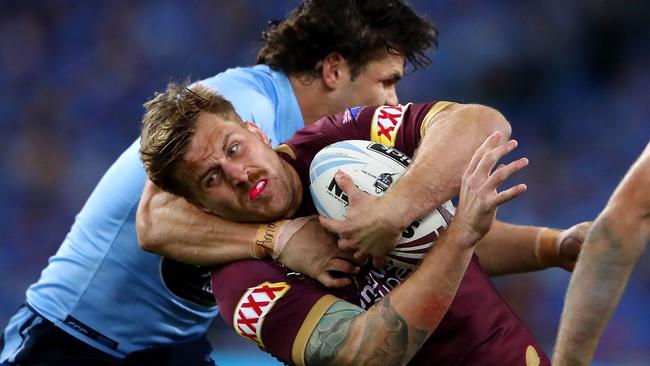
[385,88,398,106]
[222,161,248,184]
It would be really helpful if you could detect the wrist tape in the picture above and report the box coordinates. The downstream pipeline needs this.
[252,220,286,259]
[535,227,562,268]
[252,216,317,260]
[273,216,317,260]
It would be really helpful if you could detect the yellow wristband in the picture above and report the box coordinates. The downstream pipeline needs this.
[535,228,561,268]
[252,220,286,259]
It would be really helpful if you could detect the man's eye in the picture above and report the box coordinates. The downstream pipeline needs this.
[206,173,217,187]
[228,144,239,156]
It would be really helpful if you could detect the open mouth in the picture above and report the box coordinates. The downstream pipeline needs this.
[249,179,268,200]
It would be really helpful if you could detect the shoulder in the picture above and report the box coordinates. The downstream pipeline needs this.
[198,73,277,139]
[84,139,147,215]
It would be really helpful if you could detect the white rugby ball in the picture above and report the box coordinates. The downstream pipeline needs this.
[309,140,455,270]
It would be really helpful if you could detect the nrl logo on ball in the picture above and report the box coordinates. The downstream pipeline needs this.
[374,172,398,194]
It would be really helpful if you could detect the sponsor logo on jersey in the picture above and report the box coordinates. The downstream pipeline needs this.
[233,281,290,347]
[356,265,411,309]
[342,106,364,124]
[370,104,410,146]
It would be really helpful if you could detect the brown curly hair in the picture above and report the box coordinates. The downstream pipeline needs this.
[257,0,438,79]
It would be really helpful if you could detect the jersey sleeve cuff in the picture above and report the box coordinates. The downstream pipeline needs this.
[291,294,341,366]
[420,101,455,138]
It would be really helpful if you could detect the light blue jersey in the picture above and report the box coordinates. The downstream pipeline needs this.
[1,65,303,360]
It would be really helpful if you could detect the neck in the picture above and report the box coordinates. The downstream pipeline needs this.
[289,75,339,125]
[282,159,303,219]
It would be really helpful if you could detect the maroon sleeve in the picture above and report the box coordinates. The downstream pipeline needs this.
[211,260,340,365]
[282,102,437,162]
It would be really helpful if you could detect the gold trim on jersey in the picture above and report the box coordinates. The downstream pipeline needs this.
[275,143,297,160]
[369,104,411,147]
[291,295,341,366]
[419,101,455,138]
[525,345,541,366]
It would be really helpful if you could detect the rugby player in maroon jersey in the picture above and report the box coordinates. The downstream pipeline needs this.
[140,83,591,365]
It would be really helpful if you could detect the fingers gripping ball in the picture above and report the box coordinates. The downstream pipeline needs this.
[309,140,455,269]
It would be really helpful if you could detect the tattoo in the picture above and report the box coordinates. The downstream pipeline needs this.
[305,296,428,366]
[305,301,362,365]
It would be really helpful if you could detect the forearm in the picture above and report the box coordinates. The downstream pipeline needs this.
[553,215,644,366]
[136,182,259,266]
[305,129,526,364]
[554,148,650,365]
[306,225,476,365]
[475,220,543,275]
[382,104,511,227]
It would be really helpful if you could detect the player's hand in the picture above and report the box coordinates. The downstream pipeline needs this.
[452,132,529,246]
[277,218,359,288]
[319,170,404,268]
[556,221,591,271]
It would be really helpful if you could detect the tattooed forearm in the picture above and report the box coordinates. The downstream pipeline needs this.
[305,296,428,366]
[305,301,363,365]
[348,296,428,365]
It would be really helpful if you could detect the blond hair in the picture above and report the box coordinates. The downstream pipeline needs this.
[140,82,242,198]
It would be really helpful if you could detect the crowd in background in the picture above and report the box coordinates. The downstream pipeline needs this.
[1,1,648,364]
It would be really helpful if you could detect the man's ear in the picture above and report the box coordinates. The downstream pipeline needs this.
[244,121,271,146]
[321,52,349,89]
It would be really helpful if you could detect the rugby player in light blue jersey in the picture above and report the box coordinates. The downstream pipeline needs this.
[0,1,438,364]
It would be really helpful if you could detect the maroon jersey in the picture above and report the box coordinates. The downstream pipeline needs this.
[212,102,549,366]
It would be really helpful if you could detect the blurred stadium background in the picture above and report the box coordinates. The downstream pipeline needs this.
[1,1,648,364]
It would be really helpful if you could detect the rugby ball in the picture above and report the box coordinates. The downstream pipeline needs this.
[309,140,455,270]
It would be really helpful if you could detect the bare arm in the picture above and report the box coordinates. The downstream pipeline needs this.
[137,180,357,287]
[475,220,589,276]
[383,104,511,225]
[306,227,475,365]
[137,180,257,266]
[553,142,650,366]
[305,132,528,365]
[322,103,512,266]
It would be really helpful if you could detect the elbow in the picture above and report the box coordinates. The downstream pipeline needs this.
[136,179,176,254]
[135,206,159,253]
[592,209,647,265]
[135,183,162,253]
[441,103,512,153]
[470,104,512,141]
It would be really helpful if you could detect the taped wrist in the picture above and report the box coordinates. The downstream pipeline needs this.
[252,220,287,259]
[274,215,318,260]
[534,228,562,268]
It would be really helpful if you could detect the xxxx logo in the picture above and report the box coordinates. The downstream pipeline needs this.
[370,104,410,146]
[233,282,290,347]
